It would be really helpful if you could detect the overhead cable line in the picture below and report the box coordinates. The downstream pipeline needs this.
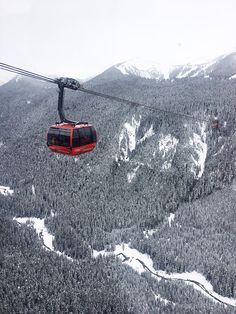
[77,87,208,123]
[0,63,56,84]
[0,62,208,123]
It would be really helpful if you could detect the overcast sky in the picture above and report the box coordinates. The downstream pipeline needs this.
[0,0,236,82]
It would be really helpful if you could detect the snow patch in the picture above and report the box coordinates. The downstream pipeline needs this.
[0,185,14,196]
[32,185,36,196]
[143,228,158,239]
[189,123,207,178]
[14,217,54,250]
[119,115,141,161]
[15,75,23,82]
[116,58,174,80]
[229,73,236,79]
[154,293,173,305]
[176,65,198,78]
[159,134,179,158]
[13,217,73,262]
[138,125,155,144]
[0,141,3,147]
[168,213,175,227]
[27,100,31,104]
[162,161,172,170]
[94,243,156,274]
[158,134,178,170]
[127,165,140,183]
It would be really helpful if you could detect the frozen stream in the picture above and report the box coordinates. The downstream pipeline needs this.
[14,217,236,308]
[94,244,236,307]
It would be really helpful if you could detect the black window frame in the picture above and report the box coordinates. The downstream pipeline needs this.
[72,127,96,148]
[47,127,71,147]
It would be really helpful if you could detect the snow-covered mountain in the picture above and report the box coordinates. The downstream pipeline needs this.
[115,58,174,80]
[1,52,236,313]
[114,52,236,81]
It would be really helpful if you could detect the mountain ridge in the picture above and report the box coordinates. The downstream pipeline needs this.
[110,52,236,81]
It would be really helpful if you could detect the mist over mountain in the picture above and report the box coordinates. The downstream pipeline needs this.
[1,52,236,313]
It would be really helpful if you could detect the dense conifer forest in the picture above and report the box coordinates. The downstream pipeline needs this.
[1,63,236,312]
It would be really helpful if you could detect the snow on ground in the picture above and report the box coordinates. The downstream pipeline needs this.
[158,134,178,170]
[229,73,236,79]
[162,160,171,170]
[159,134,179,158]
[14,217,54,250]
[94,243,156,275]
[27,100,31,104]
[0,141,3,148]
[119,115,141,161]
[93,243,236,307]
[143,228,158,239]
[190,60,215,78]
[32,185,36,196]
[15,75,23,83]
[154,293,174,306]
[127,165,140,183]
[158,270,236,306]
[191,69,202,78]
[116,59,173,80]
[13,217,73,261]
[189,123,207,178]
[168,213,175,227]
[0,185,14,196]
[176,65,198,79]
[213,144,225,157]
[138,125,155,144]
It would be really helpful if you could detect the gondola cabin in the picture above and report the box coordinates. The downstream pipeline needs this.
[47,123,97,156]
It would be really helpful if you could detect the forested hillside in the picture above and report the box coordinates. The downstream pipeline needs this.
[1,58,236,313]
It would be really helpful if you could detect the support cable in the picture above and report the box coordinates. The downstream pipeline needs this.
[0,62,208,123]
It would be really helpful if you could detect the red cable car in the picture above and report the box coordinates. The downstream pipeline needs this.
[47,78,97,156]
[47,122,97,156]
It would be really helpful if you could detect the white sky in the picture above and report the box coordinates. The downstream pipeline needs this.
[0,0,236,82]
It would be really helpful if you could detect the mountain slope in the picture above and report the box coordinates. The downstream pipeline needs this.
[1,57,236,312]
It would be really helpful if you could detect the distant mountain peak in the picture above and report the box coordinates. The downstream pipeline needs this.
[115,58,174,80]
[114,53,236,81]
